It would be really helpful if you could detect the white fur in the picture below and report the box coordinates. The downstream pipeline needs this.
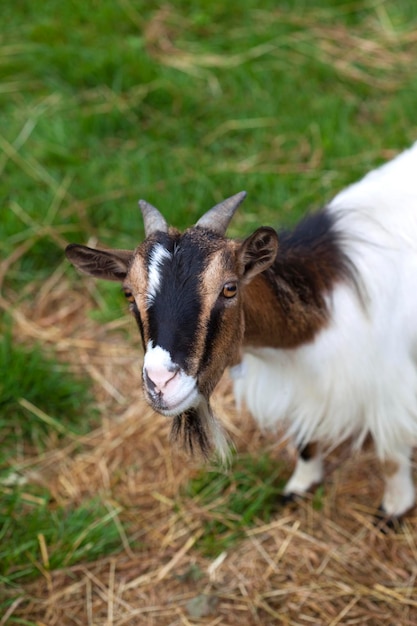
[143,342,200,415]
[283,454,324,496]
[381,448,415,517]
[234,142,417,514]
[198,398,232,465]
[146,244,172,307]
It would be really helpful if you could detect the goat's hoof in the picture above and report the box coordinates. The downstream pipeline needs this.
[373,505,402,533]
[279,492,301,506]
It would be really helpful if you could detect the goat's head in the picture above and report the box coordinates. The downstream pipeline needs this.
[66,192,278,459]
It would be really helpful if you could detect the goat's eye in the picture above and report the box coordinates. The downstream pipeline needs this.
[123,288,135,304]
[222,282,237,298]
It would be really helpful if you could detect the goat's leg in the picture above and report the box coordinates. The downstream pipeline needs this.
[379,446,415,520]
[283,442,324,498]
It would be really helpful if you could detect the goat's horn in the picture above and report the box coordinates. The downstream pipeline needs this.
[196,191,247,235]
[139,200,168,237]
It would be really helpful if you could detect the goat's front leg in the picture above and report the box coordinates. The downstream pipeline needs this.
[380,446,415,520]
[283,442,324,498]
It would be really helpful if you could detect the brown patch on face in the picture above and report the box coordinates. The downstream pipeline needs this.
[195,244,244,396]
[124,244,152,345]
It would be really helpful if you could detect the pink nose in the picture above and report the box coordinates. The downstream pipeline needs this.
[144,365,179,394]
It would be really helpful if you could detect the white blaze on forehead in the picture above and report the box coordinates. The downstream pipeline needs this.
[147,243,172,307]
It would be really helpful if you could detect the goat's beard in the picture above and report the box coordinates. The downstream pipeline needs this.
[170,398,231,463]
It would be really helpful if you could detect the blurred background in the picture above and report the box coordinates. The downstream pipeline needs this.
[1,1,417,623]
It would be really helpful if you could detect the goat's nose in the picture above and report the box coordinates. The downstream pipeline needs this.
[144,365,179,394]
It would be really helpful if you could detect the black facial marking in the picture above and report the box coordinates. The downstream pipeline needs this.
[200,300,224,374]
[146,230,222,370]
[131,301,145,345]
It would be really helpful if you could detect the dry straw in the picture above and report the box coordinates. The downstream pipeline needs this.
[2,11,417,619]
[2,245,417,625]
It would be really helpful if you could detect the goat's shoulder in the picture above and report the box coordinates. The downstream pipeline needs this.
[242,209,359,349]
[274,209,355,285]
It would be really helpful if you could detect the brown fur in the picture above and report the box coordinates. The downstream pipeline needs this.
[240,211,357,349]
[196,247,244,394]
[242,274,328,349]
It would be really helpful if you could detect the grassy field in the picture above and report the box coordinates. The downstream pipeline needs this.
[1,0,417,623]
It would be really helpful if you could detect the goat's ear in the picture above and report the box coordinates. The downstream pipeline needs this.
[65,244,133,282]
[238,227,278,282]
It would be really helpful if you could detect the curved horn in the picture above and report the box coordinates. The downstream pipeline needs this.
[195,191,247,235]
[139,199,168,237]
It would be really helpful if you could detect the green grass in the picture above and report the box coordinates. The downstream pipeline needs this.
[1,0,417,612]
[2,1,417,266]
[183,453,286,556]
[0,483,125,584]
[0,333,96,465]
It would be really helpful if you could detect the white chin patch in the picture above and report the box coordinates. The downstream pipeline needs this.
[157,386,201,416]
[143,343,200,416]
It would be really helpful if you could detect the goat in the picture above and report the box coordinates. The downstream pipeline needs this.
[66,142,417,521]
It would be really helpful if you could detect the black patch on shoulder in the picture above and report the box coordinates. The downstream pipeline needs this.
[267,209,359,309]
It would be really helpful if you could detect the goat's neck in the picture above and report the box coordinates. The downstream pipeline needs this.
[240,210,357,349]
[241,271,329,349]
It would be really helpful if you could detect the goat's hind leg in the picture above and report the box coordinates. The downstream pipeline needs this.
[283,442,324,500]
[377,446,415,525]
